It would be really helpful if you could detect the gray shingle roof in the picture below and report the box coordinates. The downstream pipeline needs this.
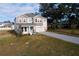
[34,15,46,19]
[15,13,46,21]
[19,13,36,17]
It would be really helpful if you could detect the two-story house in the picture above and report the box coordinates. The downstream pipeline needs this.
[14,13,47,35]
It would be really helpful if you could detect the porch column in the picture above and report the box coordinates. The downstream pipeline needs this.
[28,26,30,33]
[23,27,25,32]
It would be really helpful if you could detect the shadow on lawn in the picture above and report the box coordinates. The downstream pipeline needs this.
[7,30,23,37]
[8,30,17,35]
[7,30,32,37]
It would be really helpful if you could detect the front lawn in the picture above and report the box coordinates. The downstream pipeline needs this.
[48,29,79,37]
[0,30,79,56]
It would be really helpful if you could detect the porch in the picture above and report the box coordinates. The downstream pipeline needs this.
[21,26,34,35]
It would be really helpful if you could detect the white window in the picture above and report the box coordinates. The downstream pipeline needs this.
[25,27,27,31]
[35,18,42,23]
[29,19,32,23]
[19,18,22,23]
[23,18,27,23]
[38,18,42,22]
[44,19,46,22]
[37,18,39,22]
[19,20,21,22]
[26,18,32,23]
[35,19,37,22]
[40,20,42,22]
[24,19,26,22]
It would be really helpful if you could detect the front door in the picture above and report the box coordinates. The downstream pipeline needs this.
[30,26,33,33]
[21,27,28,34]
[21,26,34,34]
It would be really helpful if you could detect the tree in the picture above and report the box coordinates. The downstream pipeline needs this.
[39,3,79,29]
[40,3,62,29]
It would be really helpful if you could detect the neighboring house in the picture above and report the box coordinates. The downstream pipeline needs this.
[0,21,14,30]
[14,13,47,35]
[0,22,4,27]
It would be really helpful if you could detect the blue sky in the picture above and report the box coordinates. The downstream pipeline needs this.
[0,3,40,22]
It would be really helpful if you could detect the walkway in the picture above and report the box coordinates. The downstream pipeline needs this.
[40,32,79,45]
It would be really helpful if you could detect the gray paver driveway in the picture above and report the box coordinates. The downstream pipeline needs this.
[40,32,79,45]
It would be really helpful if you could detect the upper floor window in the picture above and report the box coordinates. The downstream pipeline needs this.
[44,19,46,22]
[40,20,42,22]
[38,19,40,22]
[29,19,32,22]
[35,19,37,22]
[27,18,32,23]
[19,20,21,22]
[35,18,42,23]
[24,20,26,22]
[23,18,26,22]
[18,18,22,23]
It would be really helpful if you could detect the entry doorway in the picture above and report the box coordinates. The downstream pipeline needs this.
[30,26,33,33]
[21,26,34,34]
[21,27,28,34]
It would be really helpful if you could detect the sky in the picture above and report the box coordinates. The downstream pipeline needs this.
[0,3,40,22]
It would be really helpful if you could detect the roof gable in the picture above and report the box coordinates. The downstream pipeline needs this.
[34,15,46,19]
[17,13,36,18]
[23,13,36,17]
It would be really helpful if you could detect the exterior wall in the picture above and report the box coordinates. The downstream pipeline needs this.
[0,23,14,31]
[0,26,14,31]
[14,14,47,34]
[16,17,27,23]
[42,18,47,31]
[33,16,47,32]
[34,26,44,32]
[15,16,33,34]
[16,16,33,24]
[0,27,12,30]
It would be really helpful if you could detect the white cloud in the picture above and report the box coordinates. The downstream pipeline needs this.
[0,3,40,22]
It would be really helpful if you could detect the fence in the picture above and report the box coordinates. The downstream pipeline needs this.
[0,27,13,30]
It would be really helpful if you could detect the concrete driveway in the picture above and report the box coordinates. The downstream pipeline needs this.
[40,32,79,45]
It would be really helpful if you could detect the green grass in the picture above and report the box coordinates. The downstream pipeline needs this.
[0,30,79,56]
[48,29,79,37]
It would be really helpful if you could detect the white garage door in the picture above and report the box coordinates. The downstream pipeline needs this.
[36,26,44,32]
